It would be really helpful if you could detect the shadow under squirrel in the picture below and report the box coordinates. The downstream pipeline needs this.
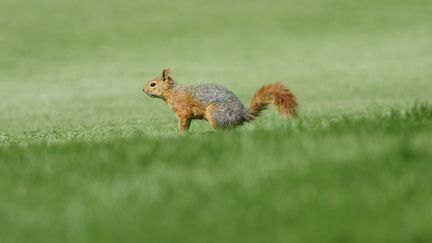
[143,68,297,132]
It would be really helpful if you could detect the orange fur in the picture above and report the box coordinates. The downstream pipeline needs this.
[205,104,219,129]
[143,68,207,131]
[248,82,297,120]
[164,89,206,132]
[166,90,206,120]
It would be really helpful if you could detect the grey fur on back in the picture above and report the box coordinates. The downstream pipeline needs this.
[187,84,249,128]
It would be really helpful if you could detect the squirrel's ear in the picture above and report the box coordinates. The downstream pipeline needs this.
[162,68,172,81]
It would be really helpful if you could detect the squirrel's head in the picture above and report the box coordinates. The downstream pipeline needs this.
[143,68,176,99]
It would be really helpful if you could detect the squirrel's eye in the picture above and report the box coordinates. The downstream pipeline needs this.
[150,82,156,87]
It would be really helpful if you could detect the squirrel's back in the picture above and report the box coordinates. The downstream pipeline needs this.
[187,84,249,126]
[187,84,241,105]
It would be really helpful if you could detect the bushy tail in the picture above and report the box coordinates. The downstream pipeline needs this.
[246,82,297,121]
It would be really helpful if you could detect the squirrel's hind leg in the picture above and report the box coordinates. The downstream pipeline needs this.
[205,103,246,129]
[205,104,219,129]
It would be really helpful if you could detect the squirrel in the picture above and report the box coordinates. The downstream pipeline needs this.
[142,68,297,132]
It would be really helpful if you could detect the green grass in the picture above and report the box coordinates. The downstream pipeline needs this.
[1,0,432,242]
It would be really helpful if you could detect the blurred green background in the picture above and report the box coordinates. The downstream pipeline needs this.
[0,0,432,242]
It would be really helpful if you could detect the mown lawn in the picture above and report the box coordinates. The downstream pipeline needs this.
[1,0,432,242]
[1,105,432,243]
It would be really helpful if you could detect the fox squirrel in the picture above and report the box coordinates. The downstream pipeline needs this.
[142,68,297,132]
